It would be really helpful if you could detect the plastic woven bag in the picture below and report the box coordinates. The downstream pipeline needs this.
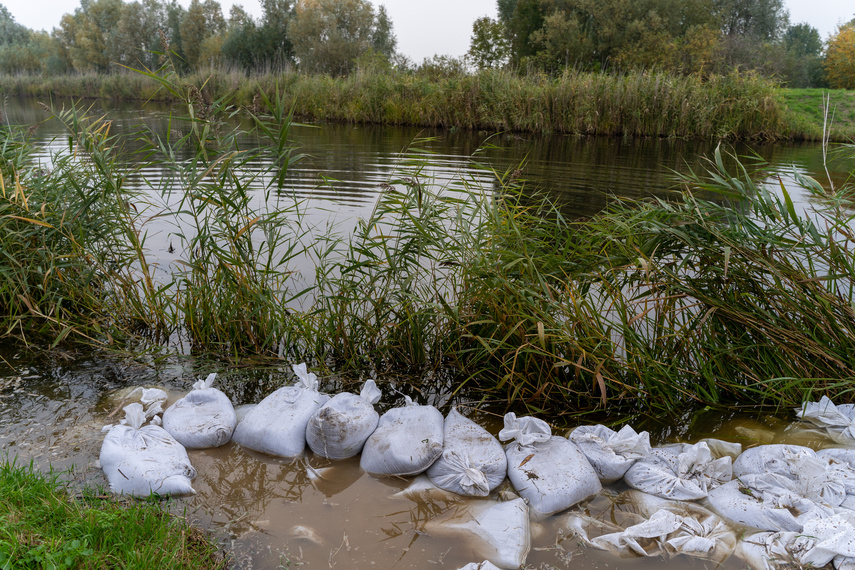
[232,363,329,458]
[623,441,731,501]
[735,513,855,570]
[99,403,196,497]
[360,396,444,476]
[796,396,855,444]
[706,471,833,532]
[426,408,507,497]
[566,489,736,563]
[306,380,381,459]
[500,413,601,516]
[569,424,651,484]
[424,498,531,569]
[162,373,237,449]
[732,444,816,479]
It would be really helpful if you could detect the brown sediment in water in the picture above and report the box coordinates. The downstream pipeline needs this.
[0,353,844,569]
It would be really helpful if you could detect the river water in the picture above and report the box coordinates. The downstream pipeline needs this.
[1,96,853,569]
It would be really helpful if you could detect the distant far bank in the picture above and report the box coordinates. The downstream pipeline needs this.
[0,69,851,141]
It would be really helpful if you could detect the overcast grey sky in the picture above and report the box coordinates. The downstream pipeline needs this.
[4,0,854,63]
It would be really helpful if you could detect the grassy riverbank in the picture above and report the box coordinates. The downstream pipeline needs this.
[0,460,224,568]
[0,68,793,140]
[3,69,855,416]
[779,88,855,140]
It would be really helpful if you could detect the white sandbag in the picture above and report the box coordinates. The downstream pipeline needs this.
[631,490,737,563]
[706,472,831,531]
[360,396,444,476]
[816,448,855,510]
[500,413,601,516]
[732,444,816,479]
[568,489,736,563]
[306,380,381,459]
[99,403,196,497]
[568,424,651,484]
[232,363,329,458]
[104,387,168,426]
[392,474,462,502]
[233,404,256,423]
[589,510,685,557]
[162,373,237,449]
[699,438,743,460]
[623,441,731,500]
[424,498,531,569]
[426,408,507,497]
[736,514,855,570]
[456,562,502,570]
[796,396,855,444]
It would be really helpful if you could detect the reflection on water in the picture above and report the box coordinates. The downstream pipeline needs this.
[4,95,854,296]
[3,96,852,221]
[0,343,848,570]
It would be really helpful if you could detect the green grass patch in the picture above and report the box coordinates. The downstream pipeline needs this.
[779,88,855,140]
[0,459,225,569]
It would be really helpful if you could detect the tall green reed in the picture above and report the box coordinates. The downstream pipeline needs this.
[4,60,855,415]
[0,67,793,140]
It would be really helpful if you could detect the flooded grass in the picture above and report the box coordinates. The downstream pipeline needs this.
[2,65,855,417]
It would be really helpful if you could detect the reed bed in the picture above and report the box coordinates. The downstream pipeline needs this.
[2,67,854,416]
[0,67,791,140]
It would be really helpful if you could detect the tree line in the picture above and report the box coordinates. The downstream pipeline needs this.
[0,0,396,76]
[468,0,853,88]
[1,0,854,89]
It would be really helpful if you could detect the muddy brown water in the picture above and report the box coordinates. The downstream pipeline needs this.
[0,344,842,569]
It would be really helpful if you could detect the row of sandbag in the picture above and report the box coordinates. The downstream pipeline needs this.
[98,368,855,570]
[98,363,605,514]
[564,444,855,570]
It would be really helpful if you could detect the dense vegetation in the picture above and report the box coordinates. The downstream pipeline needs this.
[0,460,224,568]
[2,69,855,416]
[0,66,793,139]
[0,0,849,89]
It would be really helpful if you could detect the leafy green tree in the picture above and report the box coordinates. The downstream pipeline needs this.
[468,16,510,69]
[0,4,30,46]
[713,0,788,39]
[0,5,47,74]
[779,23,823,87]
[288,0,380,75]
[162,0,187,66]
[55,0,124,72]
[258,0,294,66]
[222,11,260,69]
[179,0,224,69]
[222,0,294,71]
[372,5,396,60]
[497,0,516,24]
[504,0,545,65]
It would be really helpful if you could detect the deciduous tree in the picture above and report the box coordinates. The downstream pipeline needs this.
[467,16,509,69]
[288,0,379,75]
[825,23,855,89]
